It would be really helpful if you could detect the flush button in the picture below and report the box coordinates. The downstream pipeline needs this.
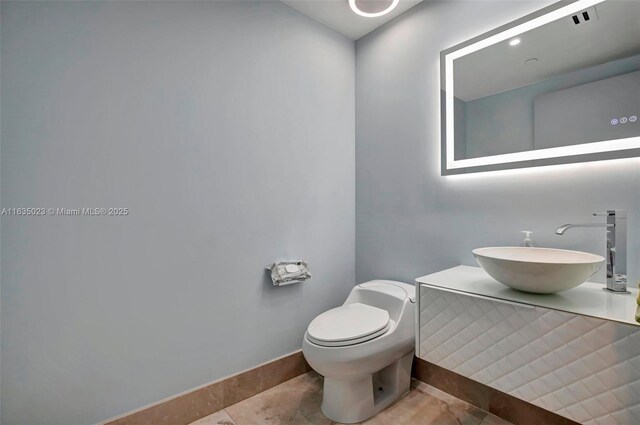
[620,117,628,123]
[630,115,638,122]
[611,118,619,125]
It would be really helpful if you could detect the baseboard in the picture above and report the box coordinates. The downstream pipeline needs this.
[103,351,576,425]
[412,357,579,425]
[103,350,311,425]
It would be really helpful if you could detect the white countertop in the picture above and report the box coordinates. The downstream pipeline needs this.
[416,265,640,327]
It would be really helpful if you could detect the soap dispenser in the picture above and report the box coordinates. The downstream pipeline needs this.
[520,231,534,247]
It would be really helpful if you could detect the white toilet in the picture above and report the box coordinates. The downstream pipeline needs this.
[302,280,415,423]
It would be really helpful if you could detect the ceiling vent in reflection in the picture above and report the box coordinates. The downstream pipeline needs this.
[570,7,599,25]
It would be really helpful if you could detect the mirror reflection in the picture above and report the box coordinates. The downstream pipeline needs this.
[444,0,640,174]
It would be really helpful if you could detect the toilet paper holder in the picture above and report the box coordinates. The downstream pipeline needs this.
[266,261,311,286]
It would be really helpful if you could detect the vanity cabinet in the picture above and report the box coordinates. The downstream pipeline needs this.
[416,266,640,425]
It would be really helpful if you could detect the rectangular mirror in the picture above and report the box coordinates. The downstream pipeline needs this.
[441,0,640,175]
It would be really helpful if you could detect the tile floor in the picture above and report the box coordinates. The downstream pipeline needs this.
[190,371,512,425]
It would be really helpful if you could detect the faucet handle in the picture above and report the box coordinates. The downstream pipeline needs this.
[594,210,626,218]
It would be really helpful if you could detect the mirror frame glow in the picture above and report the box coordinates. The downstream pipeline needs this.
[441,0,640,175]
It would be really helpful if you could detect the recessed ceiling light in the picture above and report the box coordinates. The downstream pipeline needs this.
[509,38,521,46]
[525,57,538,64]
[349,0,400,18]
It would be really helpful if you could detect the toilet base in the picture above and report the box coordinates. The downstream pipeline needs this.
[320,351,414,423]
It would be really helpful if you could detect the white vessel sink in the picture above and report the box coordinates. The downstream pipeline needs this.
[472,247,605,294]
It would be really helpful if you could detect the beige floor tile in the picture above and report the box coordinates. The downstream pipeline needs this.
[191,410,237,425]
[357,380,488,425]
[225,371,332,425]
[479,413,513,425]
[221,371,500,425]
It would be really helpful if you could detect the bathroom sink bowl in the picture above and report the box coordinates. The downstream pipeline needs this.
[472,247,605,294]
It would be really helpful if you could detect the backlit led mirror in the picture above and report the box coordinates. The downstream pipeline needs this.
[441,0,640,175]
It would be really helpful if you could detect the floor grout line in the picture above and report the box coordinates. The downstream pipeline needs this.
[223,408,236,425]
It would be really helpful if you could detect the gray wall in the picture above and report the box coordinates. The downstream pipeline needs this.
[1,2,355,424]
[355,1,640,285]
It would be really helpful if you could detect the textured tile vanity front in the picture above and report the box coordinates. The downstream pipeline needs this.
[417,277,640,425]
[413,358,577,425]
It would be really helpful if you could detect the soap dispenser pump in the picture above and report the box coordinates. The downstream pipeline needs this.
[521,231,534,247]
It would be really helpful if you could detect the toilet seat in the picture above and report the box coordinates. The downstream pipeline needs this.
[306,303,391,347]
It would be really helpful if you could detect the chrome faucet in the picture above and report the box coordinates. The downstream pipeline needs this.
[556,210,628,293]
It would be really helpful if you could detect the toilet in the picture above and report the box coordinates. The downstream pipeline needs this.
[302,280,415,423]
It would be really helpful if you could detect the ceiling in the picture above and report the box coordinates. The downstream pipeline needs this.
[281,0,423,40]
[454,1,640,101]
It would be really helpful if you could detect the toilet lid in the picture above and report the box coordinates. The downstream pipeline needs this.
[306,303,390,347]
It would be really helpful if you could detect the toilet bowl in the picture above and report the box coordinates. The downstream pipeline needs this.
[302,280,415,423]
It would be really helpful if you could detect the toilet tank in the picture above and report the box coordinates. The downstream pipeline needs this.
[344,280,415,321]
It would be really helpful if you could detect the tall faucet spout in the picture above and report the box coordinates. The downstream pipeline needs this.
[555,223,613,235]
[555,210,627,293]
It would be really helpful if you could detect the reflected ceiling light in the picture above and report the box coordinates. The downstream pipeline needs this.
[509,38,521,46]
[349,0,400,18]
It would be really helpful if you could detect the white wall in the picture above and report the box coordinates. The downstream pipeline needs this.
[0,2,355,424]
[355,1,640,285]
